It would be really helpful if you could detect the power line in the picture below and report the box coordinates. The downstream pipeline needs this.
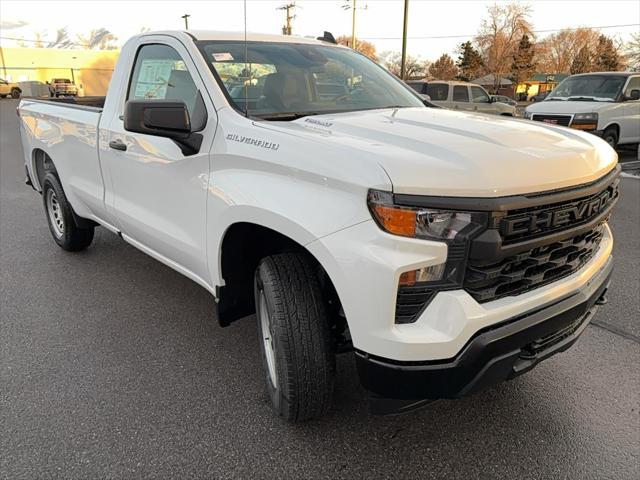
[360,23,640,40]
[1,22,637,47]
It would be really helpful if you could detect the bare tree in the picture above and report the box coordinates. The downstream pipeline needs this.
[380,51,428,79]
[47,28,73,49]
[336,35,377,61]
[475,2,532,92]
[536,28,600,74]
[626,33,640,71]
[428,54,458,80]
[77,28,119,50]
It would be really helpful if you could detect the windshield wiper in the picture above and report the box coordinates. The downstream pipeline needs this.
[567,96,597,101]
[256,112,323,121]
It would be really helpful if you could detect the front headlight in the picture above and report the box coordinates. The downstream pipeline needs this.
[523,110,533,119]
[573,112,598,121]
[367,190,486,242]
[571,112,598,130]
[367,190,488,323]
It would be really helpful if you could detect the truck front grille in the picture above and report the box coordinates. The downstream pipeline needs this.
[531,114,572,126]
[464,227,604,303]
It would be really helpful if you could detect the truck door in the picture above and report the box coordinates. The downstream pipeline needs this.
[100,39,217,284]
[620,76,640,143]
[470,85,494,114]
[452,85,472,111]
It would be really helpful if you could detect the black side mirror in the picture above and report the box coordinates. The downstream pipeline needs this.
[124,91,207,155]
[627,89,640,101]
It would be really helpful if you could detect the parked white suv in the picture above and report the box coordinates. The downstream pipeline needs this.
[408,80,516,116]
[19,31,617,422]
[525,72,640,148]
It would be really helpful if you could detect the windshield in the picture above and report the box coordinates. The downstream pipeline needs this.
[198,41,424,119]
[547,75,626,101]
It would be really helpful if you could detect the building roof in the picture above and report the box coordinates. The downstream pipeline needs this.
[471,74,512,86]
[527,73,570,83]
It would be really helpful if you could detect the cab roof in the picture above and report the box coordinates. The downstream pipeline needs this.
[188,30,338,46]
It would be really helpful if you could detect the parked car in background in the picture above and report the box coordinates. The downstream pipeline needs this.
[530,90,551,102]
[491,94,517,107]
[524,72,640,148]
[407,80,516,116]
[16,81,50,98]
[0,78,22,98]
[50,78,78,97]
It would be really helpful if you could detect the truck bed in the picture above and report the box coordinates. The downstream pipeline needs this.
[26,96,105,111]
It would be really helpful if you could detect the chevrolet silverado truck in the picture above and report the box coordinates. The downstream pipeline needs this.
[19,31,619,422]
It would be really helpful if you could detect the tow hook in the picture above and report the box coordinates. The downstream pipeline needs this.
[595,289,609,306]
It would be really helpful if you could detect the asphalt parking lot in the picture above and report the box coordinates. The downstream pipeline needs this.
[1,98,639,479]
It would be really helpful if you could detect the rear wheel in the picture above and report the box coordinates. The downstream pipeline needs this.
[254,253,335,422]
[42,173,94,251]
[10,88,21,99]
[602,127,618,149]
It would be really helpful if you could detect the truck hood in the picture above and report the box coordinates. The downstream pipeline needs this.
[261,107,617,197]
[525,100,615,114]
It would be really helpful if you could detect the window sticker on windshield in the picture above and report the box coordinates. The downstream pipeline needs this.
[212,52,234,62]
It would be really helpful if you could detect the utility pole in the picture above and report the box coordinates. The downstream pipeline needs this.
[351,0,357,49]
[342,1,367,50]
[278,3,297,36]
[400,0,409,80]
[181,14,190,30]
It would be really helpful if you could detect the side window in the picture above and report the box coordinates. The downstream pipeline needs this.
[128,44,198,118]
[624,76,640,98]
[426,83,449,101]
[471,86,490,103]
[453,85,469,102]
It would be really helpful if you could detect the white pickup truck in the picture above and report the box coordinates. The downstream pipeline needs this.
[19,31,619,422]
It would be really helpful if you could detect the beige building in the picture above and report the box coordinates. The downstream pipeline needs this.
[0,46,120,96]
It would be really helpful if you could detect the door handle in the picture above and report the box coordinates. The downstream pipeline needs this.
[109,139,127,151]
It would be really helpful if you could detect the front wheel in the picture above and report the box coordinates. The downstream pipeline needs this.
[602,127,618,149]
[10,88,21,99]
[254,253,335,422]
[42,173,94,251]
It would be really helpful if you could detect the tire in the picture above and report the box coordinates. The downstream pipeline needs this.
[602,127,618,149]
[0,95,6,99]
[42,172,94,251]
[254,253,335,422]
[10,88,21,99]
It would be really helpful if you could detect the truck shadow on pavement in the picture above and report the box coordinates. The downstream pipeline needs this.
[69,229,592,475]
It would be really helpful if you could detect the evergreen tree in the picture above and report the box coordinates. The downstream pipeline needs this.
[570,46,592,74]
[593,35,620,71]
[456,41,484,81]
[511,34,536,86]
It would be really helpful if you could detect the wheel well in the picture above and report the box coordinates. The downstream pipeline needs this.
[33,148,57,190]
[603,124,619,136]
[217,223,344,335]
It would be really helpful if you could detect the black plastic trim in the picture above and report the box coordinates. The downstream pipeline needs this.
[393,164,621,212]
[357,257,612,409]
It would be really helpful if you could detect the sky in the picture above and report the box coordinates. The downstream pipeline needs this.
[0,0,638,61]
